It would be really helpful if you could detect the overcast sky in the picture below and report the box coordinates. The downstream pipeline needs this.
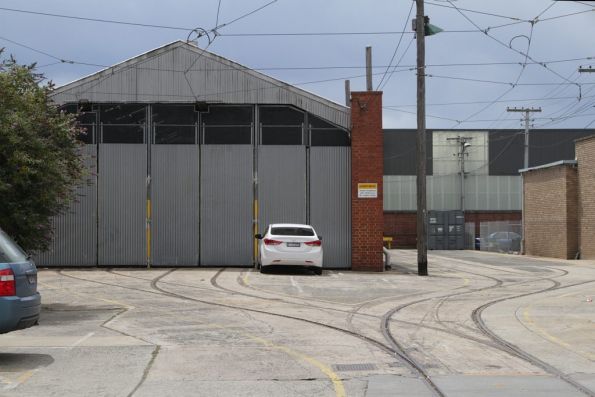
[1,0,594,129]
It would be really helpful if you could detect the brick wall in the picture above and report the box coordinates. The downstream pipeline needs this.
[351,91,384,271]
[384,211,521,248]
[576,135,595,259]
[523,164,578,259]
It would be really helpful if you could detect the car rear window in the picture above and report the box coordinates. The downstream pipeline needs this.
[0,230,28,263]
[271,227,315,236]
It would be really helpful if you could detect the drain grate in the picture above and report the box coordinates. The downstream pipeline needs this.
[333,363,377,372]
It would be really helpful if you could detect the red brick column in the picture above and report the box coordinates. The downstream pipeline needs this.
[351,91,384,271]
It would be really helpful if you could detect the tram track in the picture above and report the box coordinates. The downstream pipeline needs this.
[471,278,595,397]
[55,260,594,397]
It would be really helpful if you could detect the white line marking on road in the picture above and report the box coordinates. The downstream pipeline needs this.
[382,278,389,283]
[69,332,95,349]
[290,277,304,293]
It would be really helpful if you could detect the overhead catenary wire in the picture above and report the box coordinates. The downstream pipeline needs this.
[3,2,594,130]
[376,1,414,90]
[444,0,580,89]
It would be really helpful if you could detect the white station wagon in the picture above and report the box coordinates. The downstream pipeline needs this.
[255,224,323,275]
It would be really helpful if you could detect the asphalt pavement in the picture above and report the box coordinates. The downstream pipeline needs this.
[0,250,593,397]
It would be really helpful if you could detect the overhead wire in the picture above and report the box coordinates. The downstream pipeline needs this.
[444,0,580,89]
[379,38,415,91]
[3,2,593,129]
[376,1,414,90]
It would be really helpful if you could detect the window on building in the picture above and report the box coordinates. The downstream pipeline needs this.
[102,125,145,143]
[152,104,196,144]
[58,103,97,144]
[202,106,252,144]
[309,115,350,146]
[259,106,304,145]
[99,104,146,144]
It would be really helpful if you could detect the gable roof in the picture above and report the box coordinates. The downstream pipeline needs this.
[51,41,349,128]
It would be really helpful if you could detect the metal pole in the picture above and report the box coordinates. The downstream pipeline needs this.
[506,107,541,169]
[416,0,428,276]
[523,111,529,169]
[366,46,373,91]
[460,142,465,211]
[506,106,541,255]
[345,80,351,106]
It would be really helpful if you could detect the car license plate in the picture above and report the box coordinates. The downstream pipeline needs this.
[27,274,36,284]
[286,242,301,247]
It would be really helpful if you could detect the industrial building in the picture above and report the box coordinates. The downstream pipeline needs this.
[37,40,595,269]
[38,41,353,269]
[383,128,595,247]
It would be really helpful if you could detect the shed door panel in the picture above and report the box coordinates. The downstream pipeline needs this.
[200,146,253,266]
[310,147,351,268]
[98,144,147,266]
[151,145,200,266]
[258,146,307,232]
[36,145,98,267]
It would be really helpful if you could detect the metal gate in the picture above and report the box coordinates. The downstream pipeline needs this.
[310,147,351,268]
[151,145,200,266]
[98,144,147,266]
[38,111,351,268]
[35,145,98,267]
[258,146,307,232]
[200,145,253,266]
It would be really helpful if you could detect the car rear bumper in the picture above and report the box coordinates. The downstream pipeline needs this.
[261,252,323,268]
[0,293,41,334]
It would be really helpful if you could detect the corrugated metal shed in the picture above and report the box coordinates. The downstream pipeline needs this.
[50,41,350,129]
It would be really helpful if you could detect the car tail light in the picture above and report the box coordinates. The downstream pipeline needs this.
[305,240,322,247]
[0,268,16,296]
[264,239,283,246]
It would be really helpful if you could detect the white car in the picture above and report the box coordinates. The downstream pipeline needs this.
[255,224,323,275]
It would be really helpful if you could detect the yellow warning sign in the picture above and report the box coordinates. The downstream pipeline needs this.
[357,183,378,198]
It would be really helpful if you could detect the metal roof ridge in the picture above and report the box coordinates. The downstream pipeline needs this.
[180,42,349,112]
[50,40,349,115]
[51,40,186,95]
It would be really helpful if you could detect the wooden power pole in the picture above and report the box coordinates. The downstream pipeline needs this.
[416,0,428,276]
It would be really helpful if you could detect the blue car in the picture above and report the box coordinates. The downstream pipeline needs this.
[0,228,41,334]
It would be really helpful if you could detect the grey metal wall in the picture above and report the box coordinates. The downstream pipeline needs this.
[200,146,253,266]
[310,147,351,268]
[151,145,200,266]
[98,144,147,266]
[384,175,522,211]
[35,145,98,267]
[258,146,307,232]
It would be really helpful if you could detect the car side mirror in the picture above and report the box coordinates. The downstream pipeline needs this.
[255,234,262,239]
[318,235,322,241]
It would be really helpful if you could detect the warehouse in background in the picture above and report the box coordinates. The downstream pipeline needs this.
[383,128,595,249]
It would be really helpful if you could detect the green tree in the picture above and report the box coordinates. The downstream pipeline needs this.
[0,53,85,252]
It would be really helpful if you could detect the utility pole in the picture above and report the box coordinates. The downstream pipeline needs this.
[506,107,541,169]
[447,136,472,211]
[415,0,428,276]
[507,106,541,256]
[366,46,373,91]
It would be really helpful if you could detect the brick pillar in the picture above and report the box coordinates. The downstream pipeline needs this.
[351,91,384,271]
